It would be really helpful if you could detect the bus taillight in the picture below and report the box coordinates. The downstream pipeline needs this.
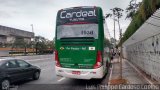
[94,51,102,69]
[55,50,61,67]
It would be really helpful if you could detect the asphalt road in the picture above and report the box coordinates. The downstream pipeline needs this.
[7,54,111,90]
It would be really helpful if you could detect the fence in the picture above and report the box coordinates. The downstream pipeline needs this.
[0,50,9,56]
[0,48,53,56]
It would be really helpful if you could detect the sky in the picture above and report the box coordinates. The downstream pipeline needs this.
[0,0,142,40]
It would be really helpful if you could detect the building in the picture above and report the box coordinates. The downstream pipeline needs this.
[0,25,34,44]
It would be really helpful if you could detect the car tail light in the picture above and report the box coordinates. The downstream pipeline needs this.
[55,50,61,67]
[94,51,102,69]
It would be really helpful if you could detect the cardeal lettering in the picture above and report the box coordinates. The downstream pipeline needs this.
[60,10,96,19]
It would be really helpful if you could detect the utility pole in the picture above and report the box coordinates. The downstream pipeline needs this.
[106,7,125,83]
[110,7,123,79]
[106,9,116,53]
[114,16,116,48]
[110,9,116,48]
[116,7,123,79]
[31,24,34,32]
[31,24,35,55]
[113,14,116,48]
[118,19,123,79]
[120,29,123,79]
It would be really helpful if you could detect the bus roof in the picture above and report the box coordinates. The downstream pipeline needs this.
[60,6,100,11]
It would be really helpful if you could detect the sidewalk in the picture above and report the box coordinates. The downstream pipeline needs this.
[109,57,149,84]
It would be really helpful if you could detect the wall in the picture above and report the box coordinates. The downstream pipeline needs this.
[6,36,15,43]
[0,25,34,38]
[0,35,6,43]
[123,8,160,82]
[0,25,34,44]
[125,33,160,81]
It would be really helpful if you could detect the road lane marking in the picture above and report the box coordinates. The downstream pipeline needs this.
[126,59,158,89]
[23,58,52,61]
[58,77,66,82]
[27,58,51,61]
[42,68,53,71]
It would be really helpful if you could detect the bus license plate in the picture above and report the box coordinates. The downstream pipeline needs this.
[72,71,81,75]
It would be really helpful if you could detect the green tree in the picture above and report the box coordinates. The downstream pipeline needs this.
[33,36,54,54]
[12,38,28,55]
[46,40,55,50]
[106,7,124,46]
[12,38,26,48]
[34,36,47,54]
[122,0,160,44]
[126,0,141,20]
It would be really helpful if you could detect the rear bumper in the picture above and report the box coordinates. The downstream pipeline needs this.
[55,66,104,80]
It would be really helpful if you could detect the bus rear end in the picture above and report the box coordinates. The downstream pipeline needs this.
[55,6,105,79]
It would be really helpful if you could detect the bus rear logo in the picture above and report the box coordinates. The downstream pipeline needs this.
[60,47,64,50]
[89,47,95,50]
